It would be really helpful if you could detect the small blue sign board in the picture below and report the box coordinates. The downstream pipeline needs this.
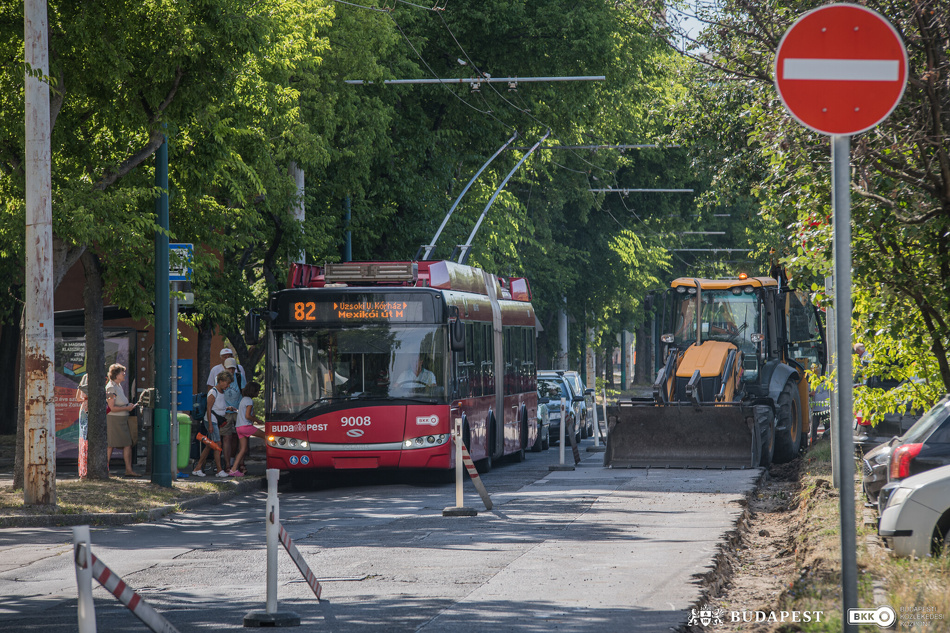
[176,358,193,411]
[169,243,194,281]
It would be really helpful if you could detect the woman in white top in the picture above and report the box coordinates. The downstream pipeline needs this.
[230,381,265,477]
[105,364,140,477]
[192,371,231,477]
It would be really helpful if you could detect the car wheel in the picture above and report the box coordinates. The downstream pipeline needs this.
[513,417,527,463]
[580,414,588,439]
[542,427,550,451]
[476,419,493,473]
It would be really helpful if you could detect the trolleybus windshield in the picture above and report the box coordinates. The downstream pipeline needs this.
[271,325,447,417]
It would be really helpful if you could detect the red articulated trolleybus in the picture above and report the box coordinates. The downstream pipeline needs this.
[247,261,539,485]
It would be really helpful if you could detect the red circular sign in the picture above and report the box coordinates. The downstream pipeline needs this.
[775,4,907,135]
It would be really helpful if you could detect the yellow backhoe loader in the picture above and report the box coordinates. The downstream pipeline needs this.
[604,275,825,469]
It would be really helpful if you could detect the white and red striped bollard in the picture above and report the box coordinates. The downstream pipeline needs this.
[72,525,180,633]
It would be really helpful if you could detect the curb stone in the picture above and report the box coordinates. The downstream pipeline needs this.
[0,476,266,528]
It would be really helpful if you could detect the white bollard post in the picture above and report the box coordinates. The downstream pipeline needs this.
[455,420,463,508]
[443,418,477,516]
[592,394,600,448]
[550,398,574,471]
[244,468,301,626]
[73,525,96,633]
[266,468,279,614]
[559,398,566,465]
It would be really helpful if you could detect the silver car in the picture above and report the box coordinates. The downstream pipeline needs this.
[878,463,950,557]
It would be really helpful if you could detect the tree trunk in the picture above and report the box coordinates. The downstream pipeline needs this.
[604,342,615,388]
[81,251,109,479]
[0,293,22,434]
[634,320,653,385]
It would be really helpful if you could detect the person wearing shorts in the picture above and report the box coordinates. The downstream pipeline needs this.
[220,358,243,472]
[230,381,265,477]
[192,371,231,477]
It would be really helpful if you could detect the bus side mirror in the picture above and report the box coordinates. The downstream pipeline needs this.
[449,308,465,352]
[245,311,262,346]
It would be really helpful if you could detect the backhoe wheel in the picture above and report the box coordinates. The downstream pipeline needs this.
[773,380,803,464]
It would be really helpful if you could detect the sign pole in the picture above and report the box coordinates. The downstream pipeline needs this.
[151,137,172,488]
[832,135,858,631]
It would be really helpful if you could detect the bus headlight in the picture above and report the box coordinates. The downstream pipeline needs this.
[402,434,449,450]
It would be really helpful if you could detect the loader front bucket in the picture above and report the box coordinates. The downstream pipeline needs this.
[604,402,772,469]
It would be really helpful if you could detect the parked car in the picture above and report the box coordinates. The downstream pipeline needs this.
[878,396,950,511]
[878,463,950,557]
[532,402,551,452]
[537,375,581,445]
[854,406,920,454]
[862,438,898,509]
[561,370,595,438]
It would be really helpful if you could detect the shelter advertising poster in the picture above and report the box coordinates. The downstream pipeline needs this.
[53,329,135,458]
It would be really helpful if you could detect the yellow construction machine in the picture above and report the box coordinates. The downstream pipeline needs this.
[604,275,825,469]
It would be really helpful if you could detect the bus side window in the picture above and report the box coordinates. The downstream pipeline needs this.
[458,323,473,399]
[474,322,484,398]
[483,322,494,396]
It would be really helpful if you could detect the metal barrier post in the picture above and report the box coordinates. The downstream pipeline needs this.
[244,469,300,627]
[443,418,477,516]
[588,390,605,453]
[73,526,96,633]
[549,397,574,471]
[602,388,609,443]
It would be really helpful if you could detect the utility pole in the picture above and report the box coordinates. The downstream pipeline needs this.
[152,137,172,488]
[23,0,56,506]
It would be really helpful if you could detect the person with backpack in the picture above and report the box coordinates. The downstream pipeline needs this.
[220,357,244,473]
[192,371,232,477]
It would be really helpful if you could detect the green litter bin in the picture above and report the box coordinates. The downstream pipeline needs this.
[177,413,192,471]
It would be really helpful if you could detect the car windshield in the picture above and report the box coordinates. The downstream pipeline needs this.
[672,287,763,355]
[538,379,568,401]
[270,325,446,416]
[901,396,950,444]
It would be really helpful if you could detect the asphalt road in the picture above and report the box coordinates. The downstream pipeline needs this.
[0,441,760,632]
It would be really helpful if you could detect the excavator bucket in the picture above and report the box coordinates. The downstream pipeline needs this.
[603,402,773,469]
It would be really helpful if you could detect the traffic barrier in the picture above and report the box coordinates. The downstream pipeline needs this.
[567,419,581,465]
[443,419,477,516]
[277,523,322,600]
[195,432,222,453]
[459,442,493,511]
[245,469,319,627]
[72,525,180,633]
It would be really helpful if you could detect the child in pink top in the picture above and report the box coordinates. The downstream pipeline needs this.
[230,381,265,476]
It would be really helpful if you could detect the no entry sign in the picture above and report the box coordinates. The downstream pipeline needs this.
[775,4,907,135]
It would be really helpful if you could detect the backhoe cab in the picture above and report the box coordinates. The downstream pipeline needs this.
[605,275,825,469]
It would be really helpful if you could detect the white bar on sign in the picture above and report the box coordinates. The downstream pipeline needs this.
[783,58,899,81]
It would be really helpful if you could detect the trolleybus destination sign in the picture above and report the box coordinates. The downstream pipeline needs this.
[774,4,908,135]
[277,292,436,325]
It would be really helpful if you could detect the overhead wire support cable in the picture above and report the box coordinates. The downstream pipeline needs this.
[456,130,552,265]
[590,188,694,193]
[417,131,519,261]
[509,144,680,151]
[344,75,606,85]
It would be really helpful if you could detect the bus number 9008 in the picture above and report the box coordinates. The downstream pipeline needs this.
[293,302,316,321]
[341,416,371,427]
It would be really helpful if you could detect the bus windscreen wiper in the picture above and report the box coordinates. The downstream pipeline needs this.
[293,397,337,420]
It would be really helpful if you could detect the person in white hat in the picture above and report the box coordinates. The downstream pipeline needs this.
[207,347,246,388]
